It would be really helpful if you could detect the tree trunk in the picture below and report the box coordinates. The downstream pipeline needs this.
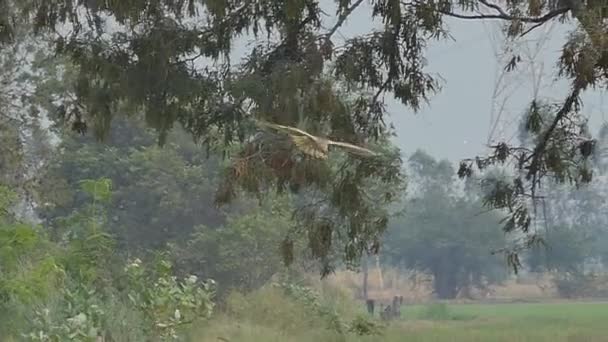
[375,254,384,290]
[434,271,458,299]
[432,258,459,299]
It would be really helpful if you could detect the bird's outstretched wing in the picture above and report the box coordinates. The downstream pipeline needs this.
[328,140,378,157]
[255,119,377,159]
[255,120,318,140]
[255,120,326,158]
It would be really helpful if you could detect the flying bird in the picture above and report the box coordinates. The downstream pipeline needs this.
[255,120,378,160]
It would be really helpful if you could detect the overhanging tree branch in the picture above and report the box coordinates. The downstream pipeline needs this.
[525,86,582,178]
[325,0,365,40]
[434,4,570,23]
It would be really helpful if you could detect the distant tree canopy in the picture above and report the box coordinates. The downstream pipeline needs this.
[1,0,607,269]
[38,117,228,252]
[38,117,306,291]
[523,158,608,275]
[384,150,507,299]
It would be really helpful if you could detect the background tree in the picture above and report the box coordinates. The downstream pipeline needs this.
[522,159,608,297]
[384,150,507,299]
[170,196,305,295]
[38,117,230,252]
[38,116,314,291]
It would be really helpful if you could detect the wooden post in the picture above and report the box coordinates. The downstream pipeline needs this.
[381,304,392,321]
[362,255,369,300]
[375,255,384,290]
[366,299,375,316]
[392,296,399,319]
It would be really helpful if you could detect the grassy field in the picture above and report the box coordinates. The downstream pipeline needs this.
[392,302,608,341]
[192,301,608,342]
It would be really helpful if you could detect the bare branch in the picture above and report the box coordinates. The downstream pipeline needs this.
[478,0,509,17]
[434,4,570,24]
[519,21,547,37]
[325,0,365,40]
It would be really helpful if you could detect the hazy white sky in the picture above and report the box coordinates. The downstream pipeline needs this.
[386,18,606,163]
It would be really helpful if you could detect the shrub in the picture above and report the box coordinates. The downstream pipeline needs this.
[554,273,608,298]
[219,281,383,338]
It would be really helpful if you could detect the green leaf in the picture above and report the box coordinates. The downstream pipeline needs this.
[78,178,112,203]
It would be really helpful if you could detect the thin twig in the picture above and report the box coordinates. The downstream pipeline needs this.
[519,22,547,37]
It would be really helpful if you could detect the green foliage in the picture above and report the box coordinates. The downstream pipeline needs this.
[171,196,297,294]
[219,281,382,340]
[1,254,62,304]
[274,282,382,336]
[2,0,606,290]
[0,185,16,213]
[460,51,606,261]
[217,94,405,274]
[526,226,590,274]
[124,257,216,340]
[20,256,216,342]
[39,118,227,252]
[78,178,112,204]
[0,186,63,305]
[275,281,347,333]
[347,314,384,336]
[5,0,413,271]
[23,284,107,341]
[0,179,216,341]
[0,120,23,186]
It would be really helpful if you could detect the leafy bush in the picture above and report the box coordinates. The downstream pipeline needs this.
[23,283,107,341]
[220,281,383,338]
[124,257,216,340]
[1,179,217,341]
[347,315,384,336]
[274,282,382,336]
[170,197,298,297]
[275,282,347,333]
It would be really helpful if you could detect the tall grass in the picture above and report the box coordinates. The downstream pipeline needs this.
[188,282,382,342]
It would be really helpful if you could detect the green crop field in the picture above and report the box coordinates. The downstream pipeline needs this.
[192,301,608,342]
[388,302,608,342]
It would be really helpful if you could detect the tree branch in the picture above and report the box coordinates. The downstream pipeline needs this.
[519,21,547,37]
[525,86,582,179]
[434,4,570,24]
[478,0,509,16]
[325,0,365,40]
